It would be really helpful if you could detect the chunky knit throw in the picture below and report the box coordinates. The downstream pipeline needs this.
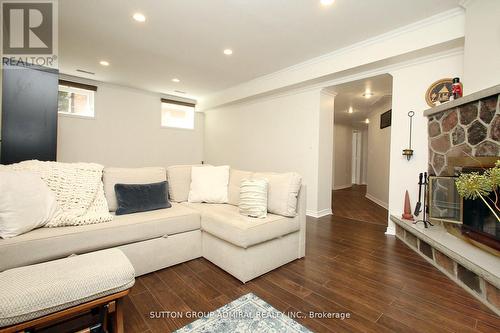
[1,160,112,227]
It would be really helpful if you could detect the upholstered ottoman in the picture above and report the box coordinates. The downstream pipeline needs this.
[0,249,135,333]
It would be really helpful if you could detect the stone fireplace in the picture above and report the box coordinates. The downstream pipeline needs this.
[426,85,500,255]
[391,84,500,317]
[428,93,499,176]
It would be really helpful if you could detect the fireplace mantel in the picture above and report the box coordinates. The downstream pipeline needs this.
[424,84,500,117]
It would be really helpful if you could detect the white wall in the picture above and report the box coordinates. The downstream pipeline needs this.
[386,52,463,233]
[204,88,333,216]
[463,0,500,93]
[366,101,392,209]
[57,82,204,168]
[333,123,352,189]
[317,92,334,216]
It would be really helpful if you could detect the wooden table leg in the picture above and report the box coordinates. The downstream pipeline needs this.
[113,298,124,333]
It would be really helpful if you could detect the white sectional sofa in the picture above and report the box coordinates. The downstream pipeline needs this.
[0,165,306,283]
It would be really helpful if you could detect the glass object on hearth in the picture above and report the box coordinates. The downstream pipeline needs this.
[429,176,462,224]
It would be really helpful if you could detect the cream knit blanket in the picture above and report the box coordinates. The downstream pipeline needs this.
[1,160,112,227]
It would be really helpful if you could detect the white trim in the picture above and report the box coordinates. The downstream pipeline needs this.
[320,90,337,98]
[58,112,95,120]
[333,184,352,190]
[365,193,389,209]
[459,0,476,9]
[202,46,464,112]
[385,226,396,235]
[306,209,332,218]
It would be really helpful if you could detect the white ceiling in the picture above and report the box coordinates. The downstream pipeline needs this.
[329,74,392,128]
[59,0,460,99]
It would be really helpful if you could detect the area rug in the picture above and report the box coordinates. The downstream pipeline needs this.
[174,293,313,333]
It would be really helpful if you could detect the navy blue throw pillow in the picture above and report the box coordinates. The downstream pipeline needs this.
[114,181,171,215]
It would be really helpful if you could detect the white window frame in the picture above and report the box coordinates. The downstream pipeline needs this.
[160,101,195,130]
[58,84,95,119]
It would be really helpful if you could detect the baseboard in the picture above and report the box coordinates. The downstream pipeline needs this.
[333,184,352,190]
[306,208,332,218]
[385,226,396,235]
[365,193,388,209]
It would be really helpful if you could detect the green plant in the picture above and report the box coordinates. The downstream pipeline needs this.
[455,160,500,222]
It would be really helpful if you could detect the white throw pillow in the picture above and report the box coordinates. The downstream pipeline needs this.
[239,179,268,218]
[228,169,254,206]
[188,166,230,203]
[0,171,59,238]
[253,172,302,217]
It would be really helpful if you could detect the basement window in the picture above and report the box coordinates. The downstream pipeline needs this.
[161,99,195,130]
[58,80,97,118]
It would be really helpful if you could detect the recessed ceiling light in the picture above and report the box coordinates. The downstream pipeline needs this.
[365,118,370,124]
[363,91,374,98]
[99,60,110,66]
[133,13,146,22]
[320,0,335,6]
[348,106,353,114]
[223,49,233,55]
[172,78,180,83]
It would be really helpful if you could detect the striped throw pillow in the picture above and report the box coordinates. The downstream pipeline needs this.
[239,179,268,218]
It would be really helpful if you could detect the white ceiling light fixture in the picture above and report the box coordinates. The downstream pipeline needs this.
[133,13,146,22]
[172,78,180,83]
[320,0,335,6]
[348,106,353,114]
[363,90,374,98]
[99,60,110,66]
[365,118,370,124]
[223,49,233,55]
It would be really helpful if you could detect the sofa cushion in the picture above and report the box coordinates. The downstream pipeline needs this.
[167,165,196,202]
[188,166,230,203]
[228,169,253,206]
[253,172,302,217]
[115,181,171,215]
[0,171,59,238]
[103,167,166,211]
[183,203,299,248]
[0,203,200,272]
[239,179,268,218]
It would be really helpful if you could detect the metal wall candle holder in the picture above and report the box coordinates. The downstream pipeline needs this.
[402,111,415,161]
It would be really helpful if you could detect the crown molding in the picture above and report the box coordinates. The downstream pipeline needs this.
[248,8,464,82]
[320,90,337,98]
[202,46,464,112]
[200,8,465,111]
[459,0,476,9]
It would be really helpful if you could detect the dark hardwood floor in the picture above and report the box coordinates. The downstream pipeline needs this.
[123,193,500,333]
[332,185,388,225]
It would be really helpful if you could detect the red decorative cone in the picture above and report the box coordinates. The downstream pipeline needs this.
[402,190,414,221]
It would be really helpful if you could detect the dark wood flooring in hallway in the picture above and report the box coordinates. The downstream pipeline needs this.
[332,185,388,225]
[122,189,500,333]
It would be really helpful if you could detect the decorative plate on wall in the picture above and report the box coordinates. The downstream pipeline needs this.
[425,78,453,107]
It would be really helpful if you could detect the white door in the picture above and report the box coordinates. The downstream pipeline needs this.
[351,131,362,184]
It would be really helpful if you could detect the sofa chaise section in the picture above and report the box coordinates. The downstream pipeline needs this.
[195,185,306,283]
[169,164,307,283]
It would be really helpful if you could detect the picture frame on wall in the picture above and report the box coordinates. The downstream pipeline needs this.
[380,109,392,129]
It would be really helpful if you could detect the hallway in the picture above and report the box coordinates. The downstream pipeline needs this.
[332,185,388,225]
